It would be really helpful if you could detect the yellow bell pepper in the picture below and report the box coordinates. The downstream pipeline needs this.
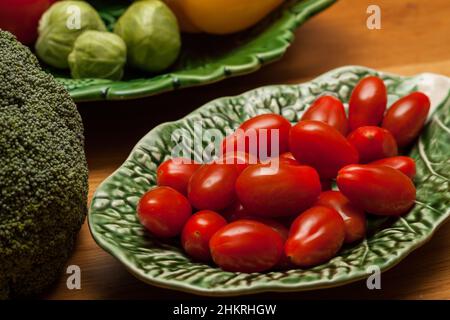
[165,0,284,34]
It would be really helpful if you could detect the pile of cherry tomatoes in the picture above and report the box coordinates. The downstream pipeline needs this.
[137,76,430,273]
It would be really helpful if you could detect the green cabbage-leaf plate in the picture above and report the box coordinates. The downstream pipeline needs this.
[48,0,336,102]
[89,66,450,296]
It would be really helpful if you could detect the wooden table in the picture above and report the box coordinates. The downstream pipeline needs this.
[43,0,450,299]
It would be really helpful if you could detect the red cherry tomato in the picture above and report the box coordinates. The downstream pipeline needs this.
[301,95,348,135]
[223,206,293,271]
[220,200,251,222]
[228,215,288,237]
[156,158,201,195]
[231,216,293,270]
[349,76,387,131]
[382,92,430,148]
[251,218,292,270]
[181,210,227,262]
[370,156,416,179]
[209,220,284,272]
[285,206,345,267]
[280,152,296,161]
[221,114,291,160]
[316,191,366,243]
[289,120,359,179]
[236,163,321,217]
[0,0,54,45]
[216,151,257,174]
[259,218,289,239]
[347,126,398,163]
[137,186,192,238]
[279,152,302,165]
[337,164,416,216]
[188,163,238,211]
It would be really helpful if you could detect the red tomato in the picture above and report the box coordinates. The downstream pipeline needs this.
[137,186,192,238]
[370,156,416,179]
[285,206,345,267]
[216,151,257,174]
[0,0,54,45]
[156,158,200,195]
[209,220,284,272]
[301,95,348,135]
[337,164,416,216]
[235,163,321,217]
[228,215,288,237]
[280,152,296,161]
[221,114,291,160]
[348,76,387,131]
[279,152,302,165]
[382,92,430,148]
[220,200,251,222]
[223,206,293,272]
[289,120,359,179]
[259,218,289,240]
[181,210,227,262]
[316,191,366,243]
[347,126,398,163]
[231,216,293,270]
[188,163,238,211]
[252,218,292,270]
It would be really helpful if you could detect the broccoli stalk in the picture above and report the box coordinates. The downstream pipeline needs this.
[0,30,88,298]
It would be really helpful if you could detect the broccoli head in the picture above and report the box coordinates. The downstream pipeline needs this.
[0,30,88,299]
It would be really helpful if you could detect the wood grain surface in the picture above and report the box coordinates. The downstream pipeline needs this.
[42,0,450,299]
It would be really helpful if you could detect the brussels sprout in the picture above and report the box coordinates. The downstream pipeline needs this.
[114,0,181,73]
[35,1,106,69]
[68,31,127,80]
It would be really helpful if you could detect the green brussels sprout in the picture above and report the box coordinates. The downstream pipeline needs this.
[68,31,127,80]
[114,0,181,73]
[35,1,106,69]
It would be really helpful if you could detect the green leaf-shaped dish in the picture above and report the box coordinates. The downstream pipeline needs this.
[48,0,335,101]
[89,66,450,296]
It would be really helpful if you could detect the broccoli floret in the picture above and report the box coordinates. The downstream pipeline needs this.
[0,30,88,299]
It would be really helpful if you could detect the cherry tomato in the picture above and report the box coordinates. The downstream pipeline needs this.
[370,156,416,179]
[221,200,251,222]
[230,215,289,236]
[251,218,292,270]
[279,152,302,165]
[285,206,345,267]
[188,163,238,211]
[221,114,291,160]
[209,220,284,272]
[236,163,321,217]
[0,0,54,45]
[231,216,293,270]
[382,92,430,148]
[301,95,348,135]
[228,215,288,237]
[181,210,227,262]
[216,151,257,174]
[337,164,416,216]
[347,126,398,163]
[348,76,387,131]
[282,155,329,190]
[156,158,201,195]
[289,120,359,179]
[280,152,296,161]
[316,191,366,243]
[137,186,192,238]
